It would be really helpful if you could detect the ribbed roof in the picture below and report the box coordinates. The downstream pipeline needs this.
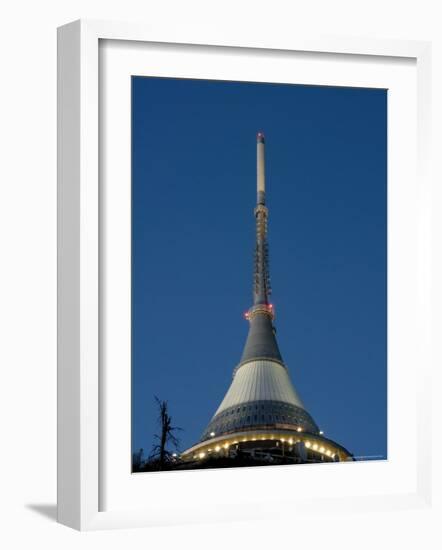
[214,359,305,415]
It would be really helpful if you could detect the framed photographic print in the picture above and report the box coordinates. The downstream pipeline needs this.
[57,20,432,530]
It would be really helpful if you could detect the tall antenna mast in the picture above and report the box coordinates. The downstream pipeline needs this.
[253,132,272,307]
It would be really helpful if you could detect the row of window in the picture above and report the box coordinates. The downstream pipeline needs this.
[215,414,302,433]
[218,401,304,418]
[203,401,317,439]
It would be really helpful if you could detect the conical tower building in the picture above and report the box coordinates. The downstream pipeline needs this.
[182,133,352,466]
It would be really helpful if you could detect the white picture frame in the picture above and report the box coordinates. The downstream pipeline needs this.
[57,19,432,531]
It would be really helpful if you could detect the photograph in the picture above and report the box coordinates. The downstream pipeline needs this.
[131,76,387,472]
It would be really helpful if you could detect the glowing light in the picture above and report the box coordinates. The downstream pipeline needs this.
[172,453,177,457]
[215,445,221,452]
[305,441,311,448]
[281,438,285,442]
[297,427,303,432]
[319,446,325,453]
[223,443,229,449]
[288,438,293,445]
[319,430,324,435]
[210,432,215,437]
[233,440,238,444]
[198,452,205,459]
[326,450,331,457]
[313,444,318,451]
[242,438,247,442]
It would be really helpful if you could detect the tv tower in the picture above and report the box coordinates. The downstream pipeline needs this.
[182,133,352,465]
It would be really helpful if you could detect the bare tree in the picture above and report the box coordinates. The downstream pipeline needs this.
[149,396,181,470]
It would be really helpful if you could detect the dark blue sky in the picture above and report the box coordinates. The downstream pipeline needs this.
[131,76,387,461]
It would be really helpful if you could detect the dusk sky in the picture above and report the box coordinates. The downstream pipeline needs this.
[131,76,387,462]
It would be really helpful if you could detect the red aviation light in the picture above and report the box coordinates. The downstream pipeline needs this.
[267,303,275,320]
